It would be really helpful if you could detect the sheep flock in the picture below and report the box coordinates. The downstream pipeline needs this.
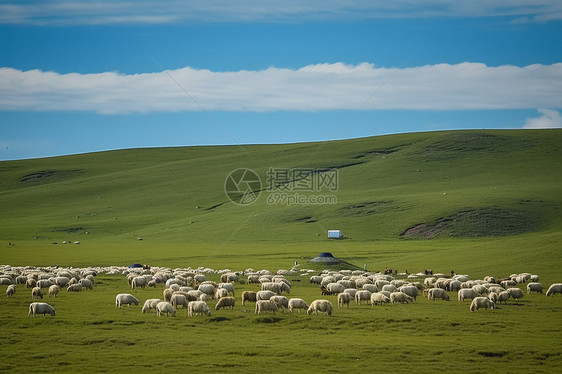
[1,264,560,321]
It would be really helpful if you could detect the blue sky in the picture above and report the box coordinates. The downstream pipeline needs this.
[1,1,561,160]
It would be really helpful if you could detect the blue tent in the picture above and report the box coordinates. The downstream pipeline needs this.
[128,263,143,268]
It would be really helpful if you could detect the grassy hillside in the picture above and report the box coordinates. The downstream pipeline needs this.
[0,129,561,277]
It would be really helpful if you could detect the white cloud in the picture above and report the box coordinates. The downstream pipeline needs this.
[0,0,561,25]
[523,109,562,129]
[0,62,561,114]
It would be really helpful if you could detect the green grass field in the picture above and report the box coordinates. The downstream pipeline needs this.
[0,129,561,373]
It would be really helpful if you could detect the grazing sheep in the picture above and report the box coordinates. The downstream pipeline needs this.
[256,290,275,301]
[218,282,235,297]
[343,288,358,298]
[488,292,498,304]
[6,284,16,297]
[215,288,228,300]
[188,301,211,317]
[215,296,236,310]
[530,275,539,282]
[370,292,390,305]
[32,286,43,300]
[497,291,510,304]
[142,299,161,313]
[156,301,176,317]
[458,288,481,302]
[170,293,189,309]
[197,284,216,299]
[48,285,60,297]
[241,291,257,305]
[307,300,333,316]
[382,284,397,293]
[472,285,488,296]
[79,279,93,290]
[428,288,450,301]
[337,292,351,308]
[270,295,289,310]
[132,277,147,289]
[163,288,174,302]
[506,288,525,300]
[470,297,495,312]
[355,290,372,305]
[326,283,345,295]
[448,280,462,292]
[546,283,562,296]
[362,284,378,293]
[526,282,543,294]
[67,284,83,292]
[28,302,56,318]
[390,292,414,304]
[115,293,139,308]
[399,285,418,301]
[488,286,505,295]
[26,279,37,288]
[500,280,516,289]
[255,300,278,314]
[288,298,309,313]
[54,277,70,288]
[309,276,323,285]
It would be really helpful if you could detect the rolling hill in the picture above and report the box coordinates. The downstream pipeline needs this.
[1,129,560,277]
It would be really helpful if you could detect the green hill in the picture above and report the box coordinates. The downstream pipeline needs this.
[1,129,560,277]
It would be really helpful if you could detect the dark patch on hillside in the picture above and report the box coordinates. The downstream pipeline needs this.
[353,147,400,159]
[414,133,525,162]
[20,169,81,185]
[294,216,317,223]
[400,207,542,239]
[340,200,395,216]
[51,227,87,233]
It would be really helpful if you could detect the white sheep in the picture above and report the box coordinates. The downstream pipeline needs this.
[390,292,414,304]
[32,286,43,300]
[28,302,56,318]
[115,293,139,308]
[355,290,372,305]
[470,297,495,312]
[497,291,510,304]
[526,282,543,294]
[546,283,562,296]
[197,284,216,299]
[156,301,176,317]
[142,299,161,313]
[215,288,228,300]
[241,291,257,305]
[506,287,524,300]
[218,282,235,297]
[255,300,278,314]
[399,285,418,301]
[457,288,481,302]
[428,288,450,301]
[382,284,398,293]
[362,284,378,293]
[6,284,16,297]
[307,300,333,316]
[288,298,309,313]
[170,293,189,309]
[370,292,390,305]
[48,285,60,297]
[215,296,236,310]
[337,292,351,308]
[270,295,289,310]
[36,279,53,289]
[256,290,275,301]
[488,292,498,304]
[79,279,93,290]
[188,301,211,317]
[67,284,83,292]
[343,288,358,298]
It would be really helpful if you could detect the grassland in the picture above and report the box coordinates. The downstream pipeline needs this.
[0,129,561,373]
